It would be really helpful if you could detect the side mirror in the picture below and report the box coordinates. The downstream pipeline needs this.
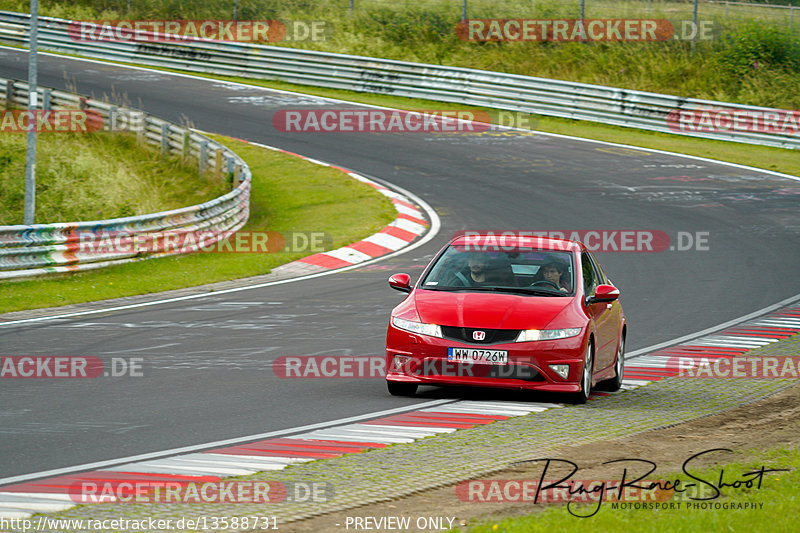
[388,273,412,293]
[589,284,620,303]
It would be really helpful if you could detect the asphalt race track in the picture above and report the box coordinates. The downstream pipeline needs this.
[1,47,799,481]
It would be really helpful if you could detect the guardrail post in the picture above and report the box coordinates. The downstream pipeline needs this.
[199,141,208,176]
[160,123,169,156]
[137,115,146,144]
[42,88,50,110]
[215,148,223,181]
[182,130,190,162]
[109,106,117,133]
[5,80,14,109]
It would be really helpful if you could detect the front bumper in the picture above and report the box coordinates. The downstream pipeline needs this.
[385,324,587,392]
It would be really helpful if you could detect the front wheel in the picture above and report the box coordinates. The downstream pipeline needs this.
[387,380,417,397]
[570,341,593,404]
[598,335,625,392]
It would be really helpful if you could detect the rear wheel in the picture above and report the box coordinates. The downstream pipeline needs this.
[570,341,593,404]
[387,380,417,397]
[597,334,625,392]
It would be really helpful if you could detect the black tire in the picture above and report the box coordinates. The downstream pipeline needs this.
[387,380,417,397]
[597,334,625,392]
[570,341,593,404]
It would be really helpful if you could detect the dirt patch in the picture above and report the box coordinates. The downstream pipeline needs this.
[283,381,800,532]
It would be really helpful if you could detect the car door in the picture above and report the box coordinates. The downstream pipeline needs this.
[581,252,615,371]
[590,252,623,365]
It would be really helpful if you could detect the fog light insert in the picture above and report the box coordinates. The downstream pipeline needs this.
[392,355,411,371]
[549,364,570,380]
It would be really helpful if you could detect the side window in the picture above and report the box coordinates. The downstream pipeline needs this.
[581,253,595,295]
[588,252,606,285]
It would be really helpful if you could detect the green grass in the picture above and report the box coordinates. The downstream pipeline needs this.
[461,444,800,532]
[0,135,396,313]
[0,131,226,225]
[1,0,797,109]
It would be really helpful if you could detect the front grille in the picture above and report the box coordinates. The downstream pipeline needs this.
[440,326,520,345]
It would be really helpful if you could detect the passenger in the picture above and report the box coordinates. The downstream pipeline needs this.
[533,261,570,292]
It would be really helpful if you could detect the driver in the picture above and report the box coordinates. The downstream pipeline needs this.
[534,261,570,292]
[452,252,493,286]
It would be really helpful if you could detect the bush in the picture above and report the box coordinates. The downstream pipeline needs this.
[715,22,800,76]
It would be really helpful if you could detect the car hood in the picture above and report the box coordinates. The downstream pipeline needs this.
[414,289,576,330]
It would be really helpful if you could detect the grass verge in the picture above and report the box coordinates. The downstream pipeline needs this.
[461,443,800,532]
[0,135,396,314]
[0,130,226,225]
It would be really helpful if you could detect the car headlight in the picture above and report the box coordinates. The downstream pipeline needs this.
[515,328,581,342]
[392,317,443,338]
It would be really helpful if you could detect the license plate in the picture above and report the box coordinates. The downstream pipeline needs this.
[447,348,508,365]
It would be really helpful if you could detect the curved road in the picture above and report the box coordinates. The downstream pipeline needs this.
[1,48,799,479]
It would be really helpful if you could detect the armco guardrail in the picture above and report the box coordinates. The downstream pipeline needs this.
[0,76,251,280]
[0,11,797,150]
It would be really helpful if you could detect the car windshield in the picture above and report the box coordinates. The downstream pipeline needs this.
[420,245,575,296]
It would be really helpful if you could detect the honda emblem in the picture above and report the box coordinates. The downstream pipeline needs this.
[473,330,486,341]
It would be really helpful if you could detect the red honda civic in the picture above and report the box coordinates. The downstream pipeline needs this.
[385,233,626,403]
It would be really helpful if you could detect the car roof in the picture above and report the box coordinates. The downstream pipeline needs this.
[450,233,583,252]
